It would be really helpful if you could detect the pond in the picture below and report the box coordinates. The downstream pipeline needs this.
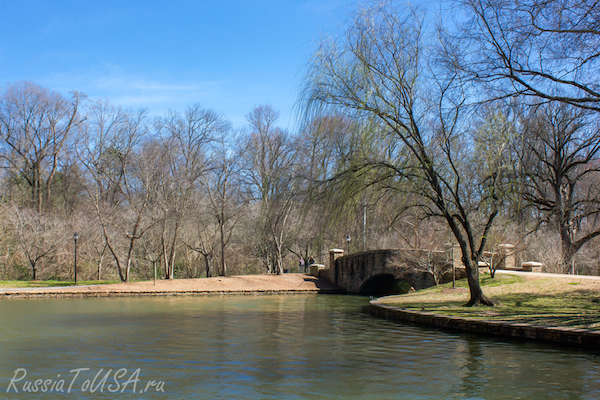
[0,294,599,399]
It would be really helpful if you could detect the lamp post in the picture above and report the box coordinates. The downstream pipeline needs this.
[346,235,351,254]
[445,242,455,288]
[73,232,79,285]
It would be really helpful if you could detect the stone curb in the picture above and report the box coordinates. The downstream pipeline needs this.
[0,288,345,299]
[369,300,600,348]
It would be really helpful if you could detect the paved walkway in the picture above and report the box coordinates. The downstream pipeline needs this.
[496,269,600,281]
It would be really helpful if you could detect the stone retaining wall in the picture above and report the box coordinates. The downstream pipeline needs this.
[370,300,600,348]
[0,288,344,299]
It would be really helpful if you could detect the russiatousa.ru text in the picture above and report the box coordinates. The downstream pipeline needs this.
[6,367,166,394]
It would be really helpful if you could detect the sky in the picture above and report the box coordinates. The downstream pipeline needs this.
[0,0,361,130]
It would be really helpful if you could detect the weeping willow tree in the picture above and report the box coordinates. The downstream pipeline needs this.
[299,111,407,256]
[300,2,513,306]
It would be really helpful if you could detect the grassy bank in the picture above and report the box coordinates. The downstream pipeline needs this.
[378,273,600,330]
[0,280,119,288]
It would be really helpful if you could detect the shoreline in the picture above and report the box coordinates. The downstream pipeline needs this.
[6,270,600,348]
[370,273,600,349]
[0,274,345,299]
[369,300,600,348]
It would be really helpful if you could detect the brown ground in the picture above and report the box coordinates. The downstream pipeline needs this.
[0,273,343,298]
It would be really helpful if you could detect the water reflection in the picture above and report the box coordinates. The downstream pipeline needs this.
[0,295,599,399]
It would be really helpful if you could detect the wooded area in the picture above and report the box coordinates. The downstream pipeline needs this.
[0,1,598,304]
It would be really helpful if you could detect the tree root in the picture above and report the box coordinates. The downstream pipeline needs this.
[464,296,502,307]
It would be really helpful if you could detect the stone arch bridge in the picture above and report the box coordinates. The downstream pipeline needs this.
[323,249,455,295]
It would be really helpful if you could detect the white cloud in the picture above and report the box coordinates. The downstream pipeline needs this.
[42,67,224,106]
[36,62,296,130]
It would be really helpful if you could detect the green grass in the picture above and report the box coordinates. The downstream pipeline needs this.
[0,280,119,288]
[378,273,600,329]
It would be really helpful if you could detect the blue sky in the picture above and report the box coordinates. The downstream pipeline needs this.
[0,1,360,130]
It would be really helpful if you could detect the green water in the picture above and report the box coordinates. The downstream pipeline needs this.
[0,294,599,399]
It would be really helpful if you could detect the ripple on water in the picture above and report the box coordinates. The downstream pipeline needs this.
[0,295,599,399]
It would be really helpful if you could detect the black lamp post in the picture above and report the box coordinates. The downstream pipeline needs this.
[346,235,351,254]
[73,232,79,285]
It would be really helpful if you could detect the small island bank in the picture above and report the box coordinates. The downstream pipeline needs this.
[370,271,600,348]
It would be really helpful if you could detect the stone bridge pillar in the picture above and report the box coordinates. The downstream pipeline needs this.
[328,249,344,283]
[498,244,515,269]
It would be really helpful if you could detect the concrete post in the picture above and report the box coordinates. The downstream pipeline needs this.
[498,244,515,270]
[452,244,462,270]
[445,243,462,287]
[329,249,344,284]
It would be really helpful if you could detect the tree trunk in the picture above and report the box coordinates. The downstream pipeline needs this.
[125,258,131,283]
[162,236,172,279]
[164,223,179,279]
[168,240,177,279]
[463,256,497,306]
[560,243,577,274]
[220,220,226,277]
[203,254,212,278]
[107,241,126,282]
[33,164,42,214]
[276,253,283,275]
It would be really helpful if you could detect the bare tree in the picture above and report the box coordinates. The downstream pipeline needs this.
[77,210,109,280]
[181,209,219,278]
[200,128,244,277]
[78,102,153,282]
[398,217,453,284]
[241,105,299,275]
[406,250,453,285]
[138,223,164,281]
[141,137,183,280]
[8,206,68,280]
[0,82,84,213]
[301,3,507,305]
[518,103,600,272]
[154,104,228,278]
[457,0,600,111]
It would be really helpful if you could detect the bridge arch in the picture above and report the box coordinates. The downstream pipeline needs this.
[329,249,442,294]
[358,273,413,296]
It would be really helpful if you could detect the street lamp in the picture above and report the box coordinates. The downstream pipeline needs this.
[73,232,79,285]
[346,235,351,254]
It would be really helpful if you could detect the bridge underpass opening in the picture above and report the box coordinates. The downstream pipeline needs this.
[358,274,413,296]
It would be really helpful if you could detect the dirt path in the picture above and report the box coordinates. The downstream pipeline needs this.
[0,274,343,298]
